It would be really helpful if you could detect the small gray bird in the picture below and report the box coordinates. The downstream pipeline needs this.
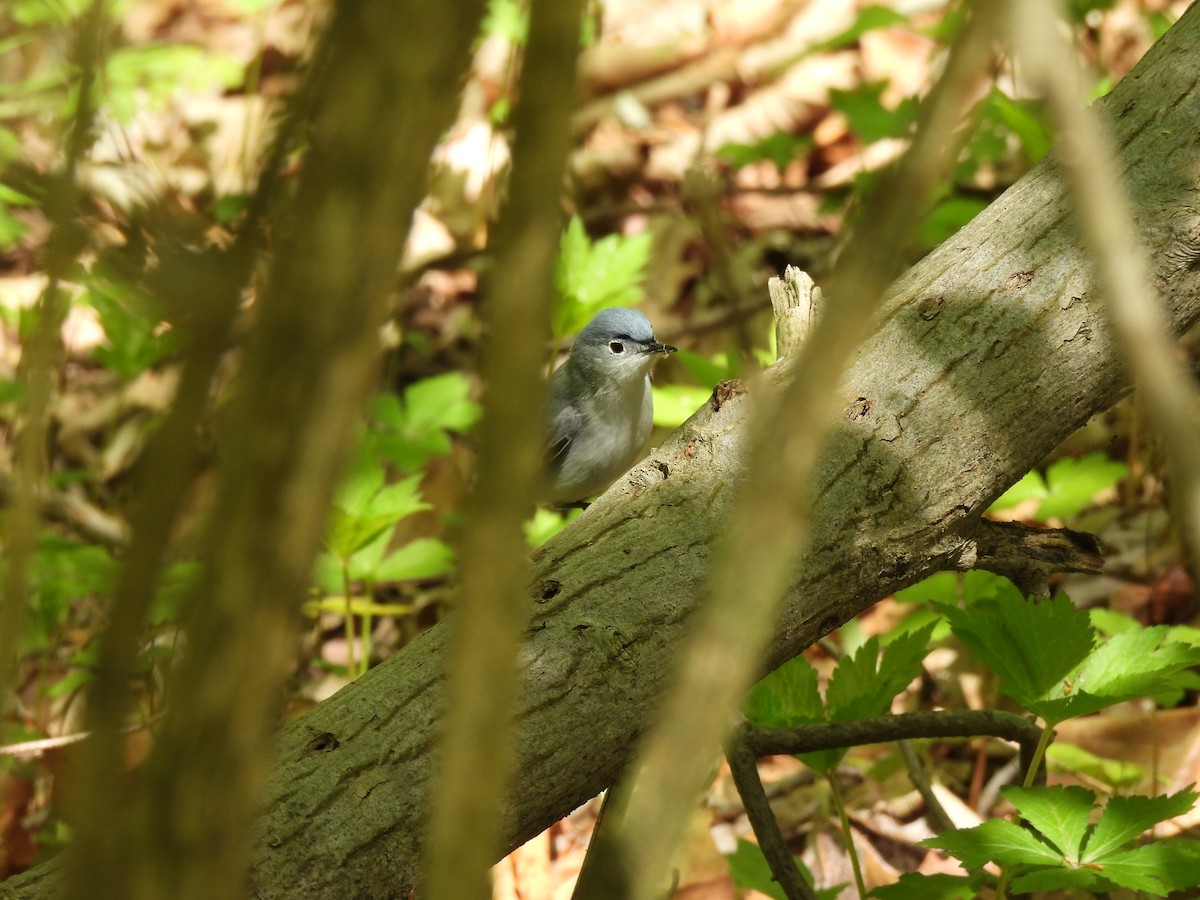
[543,308,677,505]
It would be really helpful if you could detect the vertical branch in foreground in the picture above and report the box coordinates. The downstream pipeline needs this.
[0,0,106,712]
[610,4,1008,896]
[423,1,585,897]
[63,2,485,898]
[1009,1,1200,570]
[66,50,318,894]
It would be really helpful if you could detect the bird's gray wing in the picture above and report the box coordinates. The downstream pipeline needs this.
[545,401,583,471]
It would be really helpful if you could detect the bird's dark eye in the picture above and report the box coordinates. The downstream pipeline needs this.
[608,340,625,354]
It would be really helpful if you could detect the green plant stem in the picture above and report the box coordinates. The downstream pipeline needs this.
[341,561,356,676]
[360,580,375,678]
[1,0,106,720]
[1022,722,1055,788]
[826,774,866,900]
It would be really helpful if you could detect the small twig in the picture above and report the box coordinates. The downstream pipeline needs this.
[742,710,1044,774]
[0,463,129,550]
[962,519,1103,599]
[0,711,166,759]
[725,736,817,900]
[898,739,955,834]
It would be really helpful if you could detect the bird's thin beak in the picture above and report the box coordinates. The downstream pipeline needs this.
[650,341,677,356]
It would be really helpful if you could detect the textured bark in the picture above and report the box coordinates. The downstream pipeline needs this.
[7,7,1200,900]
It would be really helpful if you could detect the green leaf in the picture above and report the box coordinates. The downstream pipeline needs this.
[870,872,982,900]
[373,538,455,582]
[672,349,737,388]
[327,473,429,560]
[795,624,931,772]
[986,91,1053,163]
[811,5,909,52]
[1002,785,1095,859]
[1037,453,1128,520]
[1083,788,1198,861]
[743,655,823,728]
[924,818,1061,869]
[554,216,653,338]
[990,470,1048,511]
[104,44,243,121]
[992,453,1128,521]
[1009,866,1115,894]
[826,624,934,721]
[1036,627,1200,722]
[715,133,812,172]
[916,195,988,248]
[483,0,529,43]
[938,588,1094,721]
[524,507,580,548]
[1045,742,1143,790]
[650,384,710,428]
[1103,839,1200,893]
[368,374,480,472]
[828,81,919,144]
[1088,607,1141,636]
[726,840,841,900]
[84,279,177,379]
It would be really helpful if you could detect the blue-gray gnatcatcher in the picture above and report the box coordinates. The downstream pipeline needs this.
[543,307,677,505]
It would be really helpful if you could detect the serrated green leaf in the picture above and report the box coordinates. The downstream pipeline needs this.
[826,624,934,721]
[554,216,652,338]
[938,589,1094,721]
[1009,866,1115,894]
[1035,628,1200,722]
[743,655,823,728]
[1104,839,1200,892]
[399,373,480,435]
[366,374,479,472]
[1037,453,1128,520]
[1083,789,1198,861]
[923,819,1061,869]
[870,872,981,900]
[1002,785,1095,859]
